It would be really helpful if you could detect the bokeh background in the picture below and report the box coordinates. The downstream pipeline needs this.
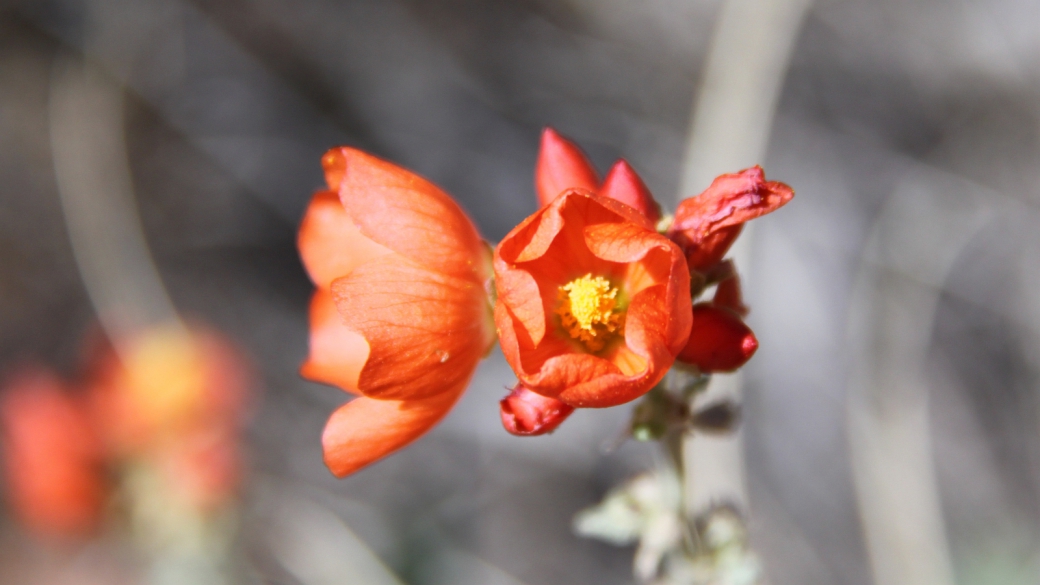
[2,0,1040,583]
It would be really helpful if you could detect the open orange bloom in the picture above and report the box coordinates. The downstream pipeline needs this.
[299,147,495,476]
[494,190,691,408]
[0,369,106,539]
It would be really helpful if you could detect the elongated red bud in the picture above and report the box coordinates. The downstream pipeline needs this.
[500,384,574,436]
[535,128,600,207]
[600,159,661,223]
[678,304,758,373]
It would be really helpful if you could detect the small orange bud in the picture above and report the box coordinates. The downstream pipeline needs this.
[500,385,574,436]
[677,304,758,373]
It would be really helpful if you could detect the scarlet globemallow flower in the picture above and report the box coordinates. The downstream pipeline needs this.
[87,325,249,454]
[85,324,251,511]
[299,147,495,477]
[0,369,106,539]
[494,190,692,408]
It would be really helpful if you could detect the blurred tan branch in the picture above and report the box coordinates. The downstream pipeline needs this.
[846,168,996,585]
[48,56,185,353]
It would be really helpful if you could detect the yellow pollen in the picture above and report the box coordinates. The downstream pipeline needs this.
[556,274,625,351]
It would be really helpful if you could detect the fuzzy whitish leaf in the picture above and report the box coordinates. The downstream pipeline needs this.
[700,507,746,550]
[573,493,644,545]
[573,471,682,546]
[633,513,684,581]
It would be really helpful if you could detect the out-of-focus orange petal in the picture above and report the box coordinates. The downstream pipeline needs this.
[499,384,574,436]
[321,383,465,477]
[669,166,793,271]
[0,369,105,539]
[330,254,494,401]
[535,128,600,207]
[600,159,662,223]
[300,289,368,394]
[322,147,486,279]
[678,304,758,373]
[298,190,393,289]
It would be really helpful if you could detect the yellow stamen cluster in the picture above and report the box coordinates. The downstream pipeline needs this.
[556,273,625,352]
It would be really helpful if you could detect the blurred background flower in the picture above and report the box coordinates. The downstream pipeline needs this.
[2,0,1040,584]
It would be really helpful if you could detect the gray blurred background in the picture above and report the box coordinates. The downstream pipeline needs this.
[2,0,1040,583]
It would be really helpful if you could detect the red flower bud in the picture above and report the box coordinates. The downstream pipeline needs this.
[535,128,662,222]
[669,166,793,272]
[500,384,575,436]
[678,304,758,373]
[600,159,662,223]
[536,128,600,207]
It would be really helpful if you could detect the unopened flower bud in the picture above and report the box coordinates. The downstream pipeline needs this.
[677,304,758,373]
[500,384,574,436]
[712,274,749,317]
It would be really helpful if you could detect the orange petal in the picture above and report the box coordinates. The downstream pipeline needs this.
[330,254,493,401]
[535,128,600,207]
[584,223,692,353]
[298,190,393,289]
[322,383,465,477]
[678,304,758,373]
[300,289,368,394]
[323,147,487,280]
[600,159,661,223]
[499,384,574,436]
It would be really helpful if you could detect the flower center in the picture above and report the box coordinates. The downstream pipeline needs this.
[556,273,625,351]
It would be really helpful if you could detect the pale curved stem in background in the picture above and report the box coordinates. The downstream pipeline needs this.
[677,0,812,514]
[48,56,185,355]
[846,167,996,585]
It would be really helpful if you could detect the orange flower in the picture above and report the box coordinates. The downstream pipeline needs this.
[0,368,106,539]
[536,128,661,222]
[668,166,794,273]
[494,190,691,408]
[299,147,495,476]
[86,324,251,509]
[87,325,249,456]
